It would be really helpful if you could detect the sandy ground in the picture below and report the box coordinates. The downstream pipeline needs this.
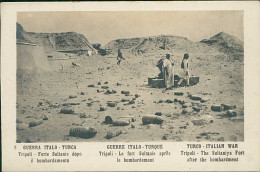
[16,49,244,142]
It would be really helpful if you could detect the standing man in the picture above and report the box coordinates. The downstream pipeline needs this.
[177,53,190,87]
[117,48,125,65]
[162,53,175,92]
[156,58,164,79]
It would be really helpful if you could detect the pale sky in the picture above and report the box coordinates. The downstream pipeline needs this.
[17,11,243,46]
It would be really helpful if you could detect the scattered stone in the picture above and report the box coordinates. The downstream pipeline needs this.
[69,127,97,139]
[192,107,200,112]
[182,104,187,108]
[105,89,117,94]
[79,113,87,118]
[112,120,130,126]
[25,139,33,143]
[158,100,164,103]
[165,99,174,103]
[121,90,130,95]
[199,132,219,139]
[60,107,74,114]
[87,103,93,107]
[191,102,200,106]
[42,114,49,120]
[155,112,162,116]
[63,102,80,106]
[129,100,135,105]
[200,97,209,103]
[80,92,85,95]
[221,104,236,111]
[190,95,202,101]
[178,100,186,105]
[121,99,130,102]
[106,130,123,139]
[88,84,95,87]
[142,115,163,125]
[17,123,28,130]
[211,105,223,112]
[174,92,184,96]
[69,95,77,99]
[225,110,237,117]
[105,90,112,94]
[162,135,168,140]
[29,120,43,127]
[104,81,108,84]
[99,107,107,111]
[217,137,225,141]
[165,113,172,117]
[135,94,140,98]
[72,62,81,67]
[104,116,113,124]
[125,92,130,96]
[97,82,101,85]
[182,109,188,114]
[179,125,187,129]
[101,86,109,89]
[107,102,117,107]
[120,116,136,122]
[192,119,208,126]
[16,119,23,123]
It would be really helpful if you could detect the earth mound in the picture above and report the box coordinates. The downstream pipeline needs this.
[17,23,94,53]
[201,32,244,61]
[105,35,195,54]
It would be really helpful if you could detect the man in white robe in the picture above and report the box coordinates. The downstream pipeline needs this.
[162,53,175,91]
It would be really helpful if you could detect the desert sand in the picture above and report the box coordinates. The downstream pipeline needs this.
[16,33,244,142]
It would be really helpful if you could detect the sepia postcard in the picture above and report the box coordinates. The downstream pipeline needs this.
[1,1,260,171]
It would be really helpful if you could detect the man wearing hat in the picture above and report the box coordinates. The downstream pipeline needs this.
[162,53,175,92]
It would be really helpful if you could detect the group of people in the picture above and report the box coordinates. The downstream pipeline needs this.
[157,53,190,92]
[116,49,190,92]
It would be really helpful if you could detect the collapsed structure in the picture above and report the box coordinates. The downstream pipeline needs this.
[17,42,51,76]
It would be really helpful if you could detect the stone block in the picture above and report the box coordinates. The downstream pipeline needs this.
[112,120,130,126]
[211,105,223,112]
[29,120,43,127]
[142,115,163,125]
[148,78,165,88]
[69,127,97,139]
[106,130,123,139]
[221,104,236,111]
[60,107,74,114]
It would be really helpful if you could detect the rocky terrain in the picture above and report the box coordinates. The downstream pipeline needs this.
[16,25,244,142]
